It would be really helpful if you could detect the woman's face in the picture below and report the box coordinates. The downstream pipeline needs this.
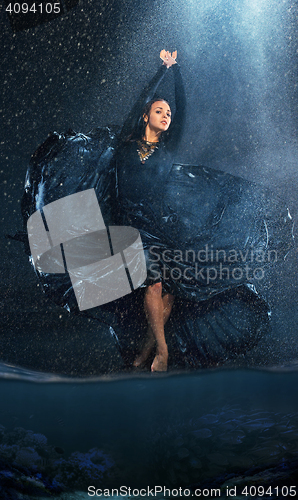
[144,100,171,136]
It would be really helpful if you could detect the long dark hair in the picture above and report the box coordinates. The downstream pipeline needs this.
[127,97,171,142]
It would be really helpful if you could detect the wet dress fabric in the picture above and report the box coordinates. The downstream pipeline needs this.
[19,65,294,370]
[115,64,186,288]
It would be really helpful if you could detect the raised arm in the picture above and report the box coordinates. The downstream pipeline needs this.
[118,50,185,144]
[164,62,186,151]
[118,63,168,143]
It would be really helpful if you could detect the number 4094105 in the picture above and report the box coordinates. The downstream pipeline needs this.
[6,3,61,14]
[241,485,297,497]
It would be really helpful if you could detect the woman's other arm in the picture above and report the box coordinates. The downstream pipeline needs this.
[164,52,186,151]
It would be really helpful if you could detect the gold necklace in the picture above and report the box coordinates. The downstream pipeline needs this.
[137,140,158,164]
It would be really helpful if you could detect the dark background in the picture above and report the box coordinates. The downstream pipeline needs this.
[1,0,298,375]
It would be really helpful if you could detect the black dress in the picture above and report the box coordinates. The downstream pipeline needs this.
[19,64,294,370]
[115,63,186,288]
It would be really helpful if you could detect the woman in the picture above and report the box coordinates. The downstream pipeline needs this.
[115,50,185,372]
[114,48,294,373]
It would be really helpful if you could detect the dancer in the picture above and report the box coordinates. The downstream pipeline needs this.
[114,50,185,371]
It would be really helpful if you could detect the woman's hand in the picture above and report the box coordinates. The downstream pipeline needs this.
[160,50,177,68]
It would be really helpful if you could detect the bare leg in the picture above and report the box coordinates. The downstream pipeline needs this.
[149,287,174,372]
[135,292,174,365]
[133,327,155,368]
[162,292,175,324]
[133,283,174,371]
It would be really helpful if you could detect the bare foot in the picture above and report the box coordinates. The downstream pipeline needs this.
[133,335,155,367]
[151,349,168,372]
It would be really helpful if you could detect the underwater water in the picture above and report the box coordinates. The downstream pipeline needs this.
[1,367,298,498]
[1,0,298,497]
